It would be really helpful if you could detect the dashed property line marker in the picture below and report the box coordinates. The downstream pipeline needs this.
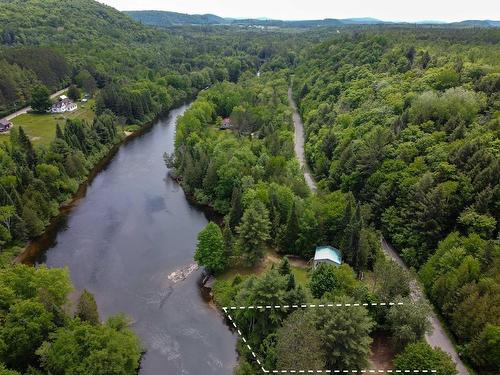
[222,304,436,374]
[224,302,404,310]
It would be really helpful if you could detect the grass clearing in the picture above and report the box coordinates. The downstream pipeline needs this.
[1,99,95,146]
[217,248,311,287]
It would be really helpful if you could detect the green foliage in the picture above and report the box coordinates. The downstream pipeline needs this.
[0,300,54,369]
[309,263,357,299]
[373,257,411,301]
[315,296,374,370]
[0,364,20,375]
[29,85,52,113]
[467,324,500,371]
[37,317,141,375]
[386,297,432,350]
[67,85,80,101]
[293,30,500,291]
[418,232,499,369]
[194,222,227,274]
[275,309,325,369]
[76,289,100,325]
[237,201,271,266]
[394,341,457,375]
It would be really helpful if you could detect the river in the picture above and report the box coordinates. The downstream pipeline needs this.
[33,105,237,374]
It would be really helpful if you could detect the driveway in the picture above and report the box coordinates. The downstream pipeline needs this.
[1,87,69,122]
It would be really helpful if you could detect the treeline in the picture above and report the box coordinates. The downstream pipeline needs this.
[293,28,500,373]
[0,111,121,258]
[0,48,69,116]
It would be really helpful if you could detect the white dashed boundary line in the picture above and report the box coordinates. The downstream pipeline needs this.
[222,302,437,374]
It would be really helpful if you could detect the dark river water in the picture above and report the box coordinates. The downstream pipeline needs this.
[35,105,237,374]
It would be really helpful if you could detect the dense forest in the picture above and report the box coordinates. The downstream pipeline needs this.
[172,72,448,374]
[0,0,499,374]
[292,28,500,373]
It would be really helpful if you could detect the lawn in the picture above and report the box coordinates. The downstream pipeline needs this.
[1,99,95,146]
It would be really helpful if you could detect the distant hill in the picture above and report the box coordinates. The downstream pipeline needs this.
[125,10,227,26]
[125,10,500,29]
[448,20,500,27]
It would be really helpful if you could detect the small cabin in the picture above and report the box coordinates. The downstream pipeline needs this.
[0,119,12,133]
[313,245,342,268]
[219,118,233,130]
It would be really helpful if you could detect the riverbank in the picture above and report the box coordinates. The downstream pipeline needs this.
[29,104,237,374]
[14,104,184,265]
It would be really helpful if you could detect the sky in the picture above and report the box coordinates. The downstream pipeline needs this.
[99,0,500,22]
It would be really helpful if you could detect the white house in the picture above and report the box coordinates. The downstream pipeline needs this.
[50,98,77,113]
[313,245,342,268]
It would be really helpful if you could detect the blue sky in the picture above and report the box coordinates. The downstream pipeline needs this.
[100,0,500,22]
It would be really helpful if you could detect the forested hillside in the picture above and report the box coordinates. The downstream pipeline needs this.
[0,1,305,374]
[293,28,500,373]
[0,0,301,259]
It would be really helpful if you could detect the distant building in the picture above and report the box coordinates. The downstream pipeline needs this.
[0,119,12,132]
[50,97,77,113]
[219,118,233,130]
[313,245,342,268]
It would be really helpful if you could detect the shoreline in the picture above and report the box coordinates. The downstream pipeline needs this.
[14,106,181,265]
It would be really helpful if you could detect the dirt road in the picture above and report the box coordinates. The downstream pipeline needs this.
[381,238,469,375]
[288,87,317,192]
[1,87,69,122]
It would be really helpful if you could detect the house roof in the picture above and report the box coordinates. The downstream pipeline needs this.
[52,98,75,109]
[314,246,342,265]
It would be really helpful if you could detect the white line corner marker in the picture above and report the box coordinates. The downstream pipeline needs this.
[221,303,437,374]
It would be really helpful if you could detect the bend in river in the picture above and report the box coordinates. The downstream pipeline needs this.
[34,105,237,374]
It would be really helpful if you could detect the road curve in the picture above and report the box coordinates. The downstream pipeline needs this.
[288,86,317,192]
[381,237,469,375]
[1,87,69,122]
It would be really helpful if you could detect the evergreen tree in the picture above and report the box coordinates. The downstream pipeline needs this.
[237,201,271,266]
[278,257,291,276]
[222,221,234,259]
[76,289,100,325]
[348,203,363,273]
[341,192,355,251]
[55,123,64,139]
[17,127,36,168]
[286,273,296,291]
[228,187,243,230]
[281,202,300,254]
[315,296,374,370]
